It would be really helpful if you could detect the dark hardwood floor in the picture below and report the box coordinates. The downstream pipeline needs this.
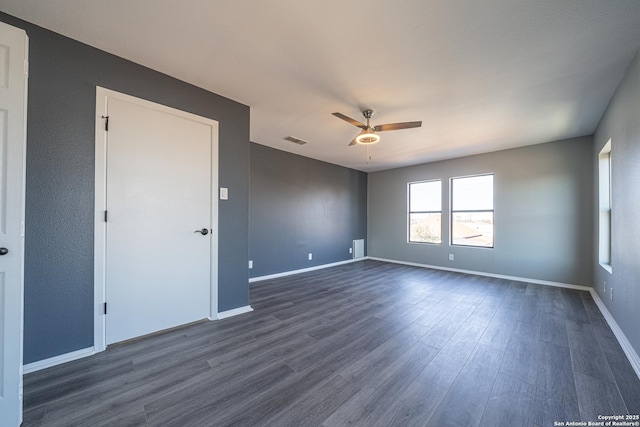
[23,260,640,426]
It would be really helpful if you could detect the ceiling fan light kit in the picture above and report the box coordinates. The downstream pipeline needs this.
[355,129,380,144]
[332,109,422,146]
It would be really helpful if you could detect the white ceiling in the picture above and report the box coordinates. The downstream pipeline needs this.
[2,1,640,172]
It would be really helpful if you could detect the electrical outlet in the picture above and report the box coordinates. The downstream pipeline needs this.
[308,253,313,260]
[610,287,614,301]
[449,254,454,261]
[349,247,352,254]
[248,260,253,269]
[219,187,229,200]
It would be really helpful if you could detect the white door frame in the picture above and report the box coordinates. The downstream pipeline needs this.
[93,87,219,352]
[0,21,28,427]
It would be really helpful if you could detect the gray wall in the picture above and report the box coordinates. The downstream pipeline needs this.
[593,51,640,356]
[368,137,594,286]
[249,143,367,278]
[0,13,251,364]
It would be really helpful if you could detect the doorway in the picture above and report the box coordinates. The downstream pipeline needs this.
[94,88,219,348]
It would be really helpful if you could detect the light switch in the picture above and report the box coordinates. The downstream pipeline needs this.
[220,187,229,200]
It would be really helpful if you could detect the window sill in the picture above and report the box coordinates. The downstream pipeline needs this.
[600,263,612,274]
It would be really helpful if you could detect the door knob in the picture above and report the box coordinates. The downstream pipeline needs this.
[0,247,8,256]
[195,228,209,235]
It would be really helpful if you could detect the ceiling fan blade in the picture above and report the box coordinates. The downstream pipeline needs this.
[333,112,367,129]
[374,121,422,132]
[348,136,358,146]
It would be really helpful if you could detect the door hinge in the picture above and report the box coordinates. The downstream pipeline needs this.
[104,302,107,315]
[104,210,108,222]
[101,115,109,131]
[24,60,29,77]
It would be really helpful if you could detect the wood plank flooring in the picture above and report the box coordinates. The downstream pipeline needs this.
[22,260,640,426]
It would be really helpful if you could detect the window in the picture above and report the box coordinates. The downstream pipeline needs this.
[408,180,442,244]
[451,174,494,247]
[598,139,612,271]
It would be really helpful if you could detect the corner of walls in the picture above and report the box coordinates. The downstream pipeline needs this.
[249,143,367,278]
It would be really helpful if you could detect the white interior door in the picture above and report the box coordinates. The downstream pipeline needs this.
[104,96,215,344]
[0,21,28,427]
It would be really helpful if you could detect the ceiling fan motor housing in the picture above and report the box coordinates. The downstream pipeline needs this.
[355,110,380,144]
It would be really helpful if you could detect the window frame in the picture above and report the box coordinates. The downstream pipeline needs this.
[407,179,442,245]
[598,139,612,272]
[450,173,495,249]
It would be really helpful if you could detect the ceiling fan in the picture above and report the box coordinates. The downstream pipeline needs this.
[332,109,422,146]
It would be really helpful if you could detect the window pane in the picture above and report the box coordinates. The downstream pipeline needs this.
[410,180,441,212]
[599,209,611,264]
[452,175,493,211]
[409,213,441,243]
[598,140,612,267]
[452,212,493,247]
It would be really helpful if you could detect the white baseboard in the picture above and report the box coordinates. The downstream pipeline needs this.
[249,258,367,283]
[367,257,592,291]
[21,259,640,384]
[217,305,253,320]
[23,307,254,372]
[590,290,640,380]
[23,347,95,374]
[369,256,639,379]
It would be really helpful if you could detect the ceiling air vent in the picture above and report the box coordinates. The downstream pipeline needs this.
[284,136,308,145]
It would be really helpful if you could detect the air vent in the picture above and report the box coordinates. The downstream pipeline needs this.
[284,136,308,145]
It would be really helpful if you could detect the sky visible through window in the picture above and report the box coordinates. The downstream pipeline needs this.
[452,174,493,211]
[410,181,441,212]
